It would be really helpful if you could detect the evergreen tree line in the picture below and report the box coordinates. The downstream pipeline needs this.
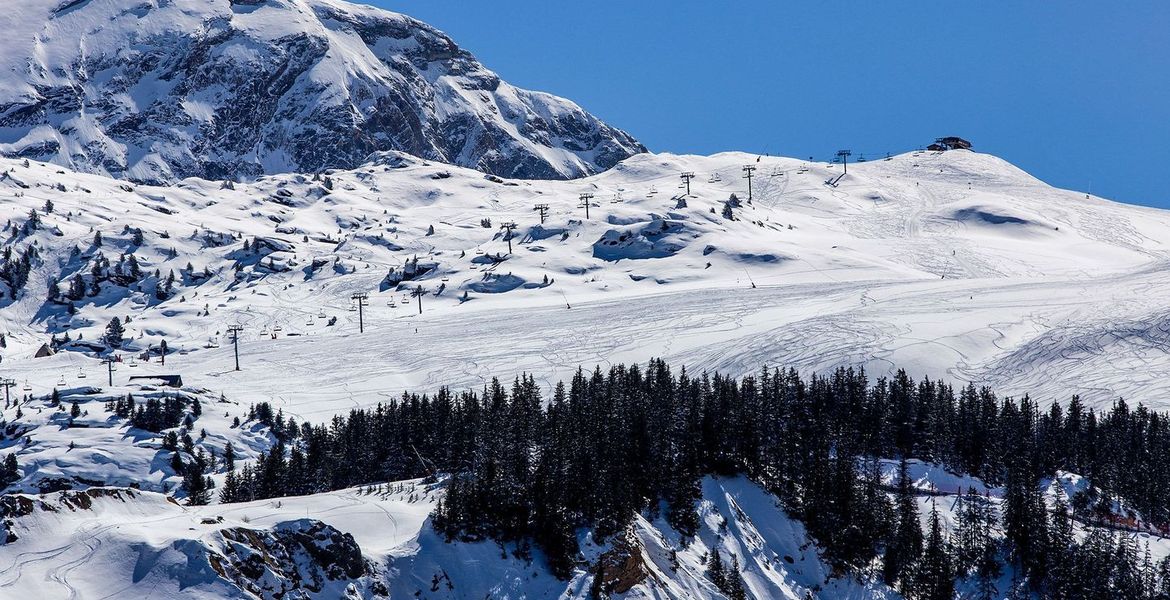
[0,243,38,299]
[105,393,194,433]
[214,361,1170,596]
[0,453,19,489]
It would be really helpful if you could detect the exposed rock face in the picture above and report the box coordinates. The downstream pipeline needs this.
[1,488,141,545]
[0,0,645,183]
[213,520,378,599]
[594,528,651,594]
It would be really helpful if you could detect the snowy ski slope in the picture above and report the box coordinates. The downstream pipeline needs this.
[2,148,1169,411]
[3,146,1170,597]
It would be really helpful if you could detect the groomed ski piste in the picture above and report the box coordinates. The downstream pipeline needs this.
[3,147,1170,597]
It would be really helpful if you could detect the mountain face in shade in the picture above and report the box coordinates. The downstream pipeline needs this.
[0,0,646,183]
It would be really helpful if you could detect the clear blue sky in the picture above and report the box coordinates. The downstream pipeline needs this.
[368,2,1170,209]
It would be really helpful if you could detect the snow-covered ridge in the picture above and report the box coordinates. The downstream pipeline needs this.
[0,0,645,182]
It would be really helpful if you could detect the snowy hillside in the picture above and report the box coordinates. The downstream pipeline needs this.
[4,145,1170,598]
[2,148,1170,410]
[0,0,645,182]
[5,467,1168,599]
[0,473,930,599]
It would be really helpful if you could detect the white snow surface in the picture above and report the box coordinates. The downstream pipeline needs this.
[1,148,1169,412]
[3,147,1170,597]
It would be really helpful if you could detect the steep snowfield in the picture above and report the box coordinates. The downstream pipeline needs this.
[0,0,645,181]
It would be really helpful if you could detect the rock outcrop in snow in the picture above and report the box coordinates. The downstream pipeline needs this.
[0,0,645,183]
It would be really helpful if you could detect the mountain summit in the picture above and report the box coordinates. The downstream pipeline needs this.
[0,0,645,183]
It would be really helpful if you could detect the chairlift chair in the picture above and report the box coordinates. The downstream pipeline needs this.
[56,376,66,387]
[318,310,326,319]
[273,325,283,332]
[77,370,87,379]
[22,381,32,391]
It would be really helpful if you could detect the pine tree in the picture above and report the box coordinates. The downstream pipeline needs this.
[223,442,236,472]
[726,554,747,600]
[220,468,240,503]
[1003,457,1047,577]
[67,274,85,301]
[707,548,727,591]
[47,276,60,302]
[912,501,955,600]
[103,317,124,348]
[182,459,211,506]
[1,453,19,488]
[883,458,923,590]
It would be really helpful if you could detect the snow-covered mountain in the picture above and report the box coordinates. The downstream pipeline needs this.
[4,145,1170,598]
[0,0,645,183]
[3,148,1170,409]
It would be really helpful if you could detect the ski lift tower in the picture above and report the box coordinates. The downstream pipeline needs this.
[836,150,852,175]
[411,285,426,315]
[500,222,518,254]
[742,165,757,202]
[0,377,14,405]
[0,356,9,404]
[533,203,550,225]
[578,193,595,219]
[350,292,369,333]
[102,355,118,386]
[680,172,696,196]
[227,325,244,371]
